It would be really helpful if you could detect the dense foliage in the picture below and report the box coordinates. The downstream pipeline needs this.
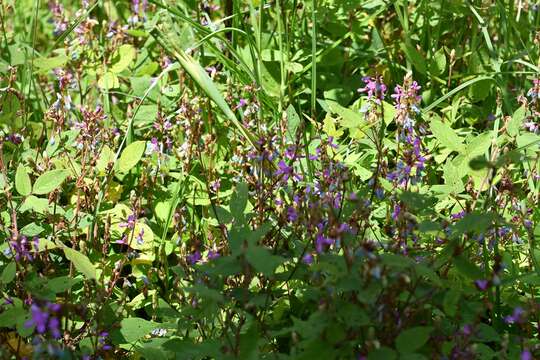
[2,0,540,359]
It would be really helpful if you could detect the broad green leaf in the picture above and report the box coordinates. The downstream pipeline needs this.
[322,114,344,138]
[239,324,259,360]
[230,182,248,219]
[401,43,427,74]
[443,288,460,316]
[48,276,81,293]
[118,141,146,173]
[20,195,50,213]
[476,323,500,342]
[517,133,540,153]
[453,212,495,235]
[185,284,224,302]
[380,253,415,269]
[395,326,433,354]
[34,55,69,73]
[111,44,136,73]
[0,262,16,284]
[96,145,115,174]
[15,164,32,196]
[98,71,119,89]
[0,305,25,327]
[431,119,464,152]
[367,347,397,360]
[245,245,284,276]
[119,317,158,344]
[468,79,492,102]
[20,222,44,237]
[429,48,446,76]
[507,106,525,137]
[63,246,96,280]
[453,255,483,280]
[286,104,301,142]
[33,169,69,195]
[443,161,464,193]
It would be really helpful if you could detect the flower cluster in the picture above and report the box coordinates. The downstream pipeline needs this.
[386,74,427,187]
[25,302,62,339]
[8,236,39,262]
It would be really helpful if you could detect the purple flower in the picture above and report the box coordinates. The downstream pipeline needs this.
[187,251,202,265]
[147,137,160,154]
[284,145,297,160]
[119,214,136,229]
[450,211,466,220]
[135,228,145,246]
[210,179,221,192]
[9,236,38,262]
[392,204,401,221]
[474,279,489,291]
[234,98,248,110]
[6,133,23,144]
[207,250,220,260]
[287,207,298,222]
[504,307,525,324]
[302,253,314,265]
[48,317,61,339]
[315,234,334,253]
[25,303,62,339]
[206,66,218,77]
[275,160,301,182]
[27,304,49,333]
[461,324,473,336]
[358,76,387,104]
[521,350,533,360]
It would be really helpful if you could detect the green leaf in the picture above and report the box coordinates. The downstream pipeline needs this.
[239,324,259,360]
[507,106,525,137]
[443,288,460,316]
[286,104,301,142]
[185,284,224,302]
[322,114,344,138]
[453,212,495,235]
[110,44,136,73]
[118,141,146,173]
[98,72,119,89]
[15,164,32,196]
[63,246,96,280]
[367,347,397,360]
[431,119,464,152]
[468,155,491,170]
[453,255,483,280]
[230,182,248,219]
[245,245,284,276]
[443,161,464,193]
[517,132,540,150]
[33,169,69,195]
[20,222,45,237]
[1,262,16,284]
[401,43,427,74]
[34,55,69,73]
[468,79,492,102]
[476,323,500,342]
[48,276,81,293]
[96,145,115,174]
[429,48,446,76]
[166,43,256,147]
[0,305,25,327]
[395,326,433,354]
[119,317,157,344]
[380,253,415,269]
